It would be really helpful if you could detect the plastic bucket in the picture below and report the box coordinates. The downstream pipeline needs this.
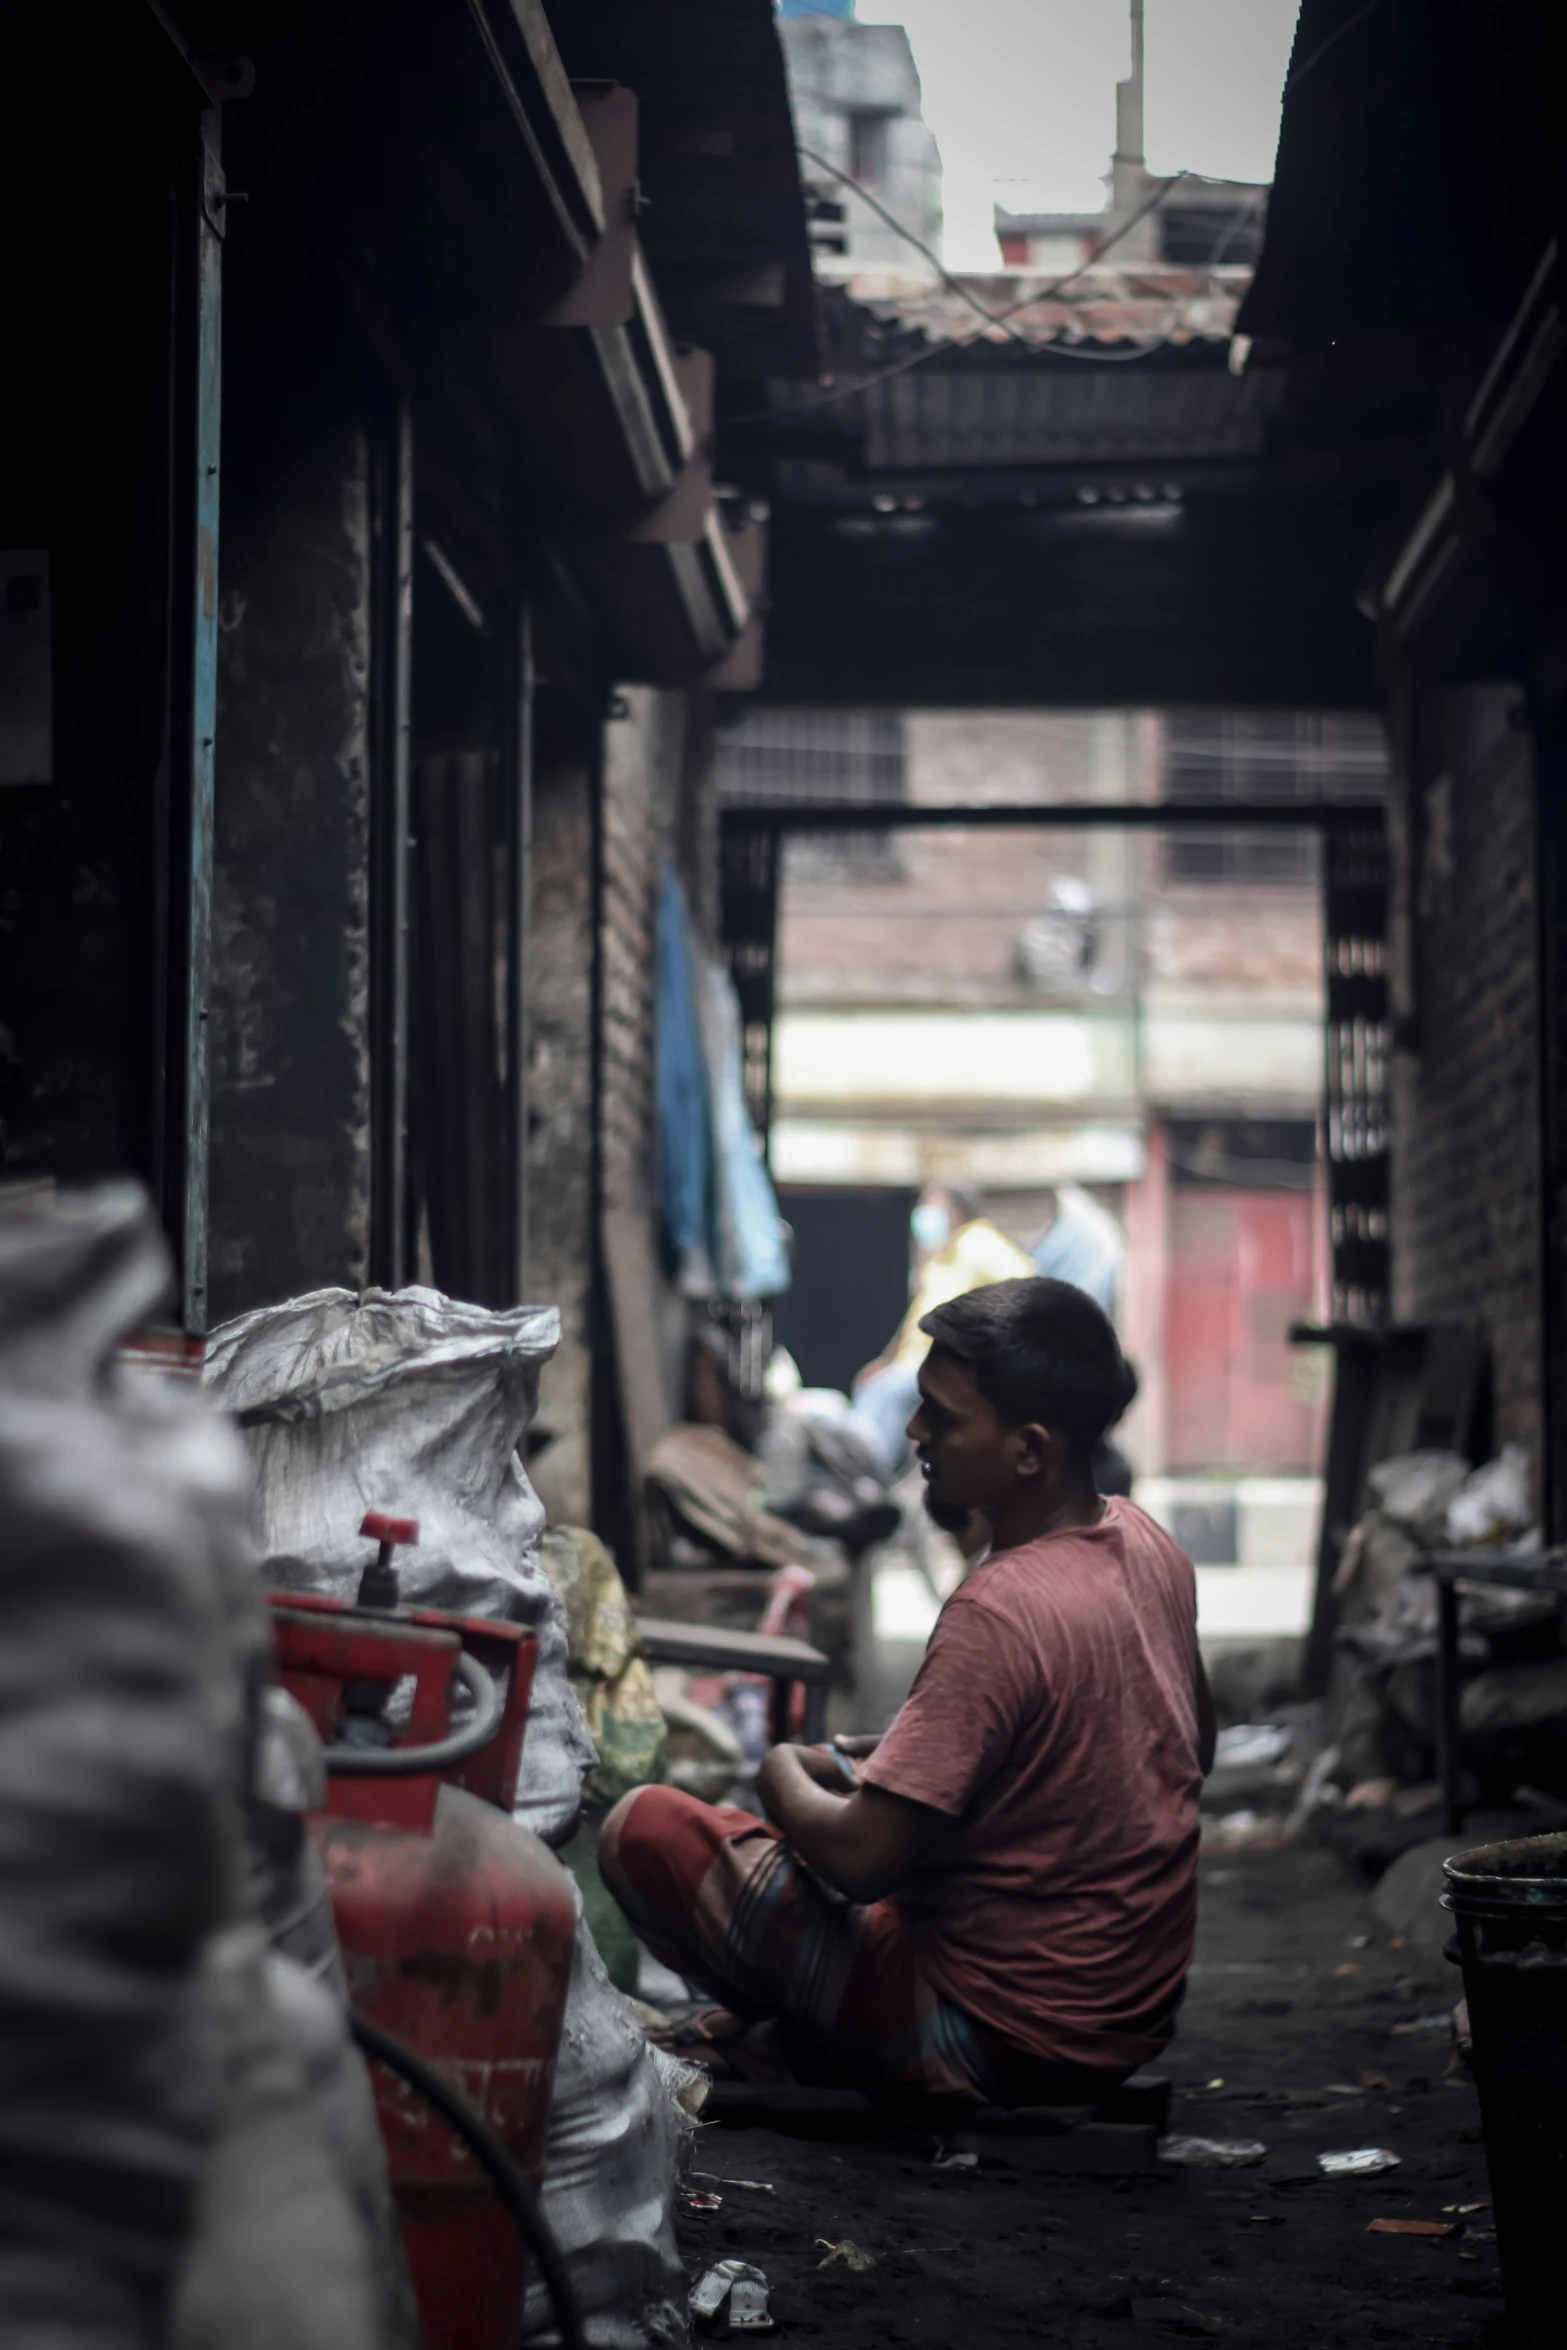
[1443,1831,1567,2348]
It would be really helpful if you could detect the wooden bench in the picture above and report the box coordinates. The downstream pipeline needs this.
[634,1614,832,1744]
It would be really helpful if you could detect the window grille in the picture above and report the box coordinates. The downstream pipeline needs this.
[1164,710,1386,885]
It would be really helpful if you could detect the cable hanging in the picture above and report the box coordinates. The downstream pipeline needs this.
[725,166,1262,426]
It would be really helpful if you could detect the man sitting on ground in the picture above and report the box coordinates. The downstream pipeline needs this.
[601,1278,1215,2103]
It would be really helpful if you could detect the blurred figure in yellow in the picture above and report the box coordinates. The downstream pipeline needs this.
[850,1184,1034,1476]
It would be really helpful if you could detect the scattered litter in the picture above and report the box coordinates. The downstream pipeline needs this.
[1347,1934,1371,1950]
[929,2145,980,2173]
[1367,2218,1456,2238]
[1202,1809,1289,1851]
[1334,1963,1364,1977]
[1244,2212,1285,2226]
[1346,1778,1399,1810]
[690,2261,773,2332]
[1158,2137,1267,2169]
[1391,2013,1452,2036]
[691,2172,777,2195]
[1442,2202,1488,2216]
[1214,1723,1293,1769]
[1446,1441,1532,1547]
[681,2191,723,2214]
[1319,2148,1401,2177]
[1324,2084,1366,2097]
[1362,2072,1391,2091]
[729,2275,774,2333]
[816,2239,877,2271]
[1205,2077,1225,2090]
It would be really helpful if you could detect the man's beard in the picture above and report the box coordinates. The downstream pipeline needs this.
[923,1486,973,1534]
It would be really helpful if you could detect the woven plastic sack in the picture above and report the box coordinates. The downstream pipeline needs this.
[524,1888,692,2349]
[203,1286,595,1842]
[206,1286,687,2347]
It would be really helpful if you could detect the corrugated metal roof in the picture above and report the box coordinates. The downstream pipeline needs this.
[864,362,1285,471]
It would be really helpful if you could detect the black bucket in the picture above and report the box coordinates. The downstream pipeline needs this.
[1443,1831,1567,2348]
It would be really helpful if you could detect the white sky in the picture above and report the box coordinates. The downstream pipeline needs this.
[854,0,1301,269]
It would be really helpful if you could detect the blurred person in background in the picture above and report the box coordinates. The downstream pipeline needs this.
[1028,1183,1125,1319]
[849,1184,1034,1479]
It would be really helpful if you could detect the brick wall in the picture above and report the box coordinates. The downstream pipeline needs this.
[524,705,597,1526]
[776,707,1322,1012]
[528,685,719,1530]
[1389,683,1540,1463]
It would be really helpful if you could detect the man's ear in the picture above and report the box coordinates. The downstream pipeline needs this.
[1014,1421,1054,1481]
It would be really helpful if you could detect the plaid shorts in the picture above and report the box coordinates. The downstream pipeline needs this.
[599,1783,1113,2102]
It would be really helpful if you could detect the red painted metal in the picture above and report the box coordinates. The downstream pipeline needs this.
[269,1590,576,2350]
[1166,1187,1326,1472]
[360,1510,420,1546]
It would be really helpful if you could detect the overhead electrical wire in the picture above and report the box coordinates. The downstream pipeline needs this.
[1284,0,1382,95]
[724,166,1261,425]
[796,144,1036,346]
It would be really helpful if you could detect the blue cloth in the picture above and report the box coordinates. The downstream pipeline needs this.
[1030,1191,1123,1317]
[694,951,791,1301]
[658,863,791,1299]
[850,1360,921,1479]
[656,867,714,1290]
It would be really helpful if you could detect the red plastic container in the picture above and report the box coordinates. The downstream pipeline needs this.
[270,1587,576,2350]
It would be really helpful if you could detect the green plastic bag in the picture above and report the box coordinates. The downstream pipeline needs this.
[540,1524,668,1812]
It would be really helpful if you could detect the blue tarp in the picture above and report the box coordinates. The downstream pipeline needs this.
[656,866,715,1293]
[656,864,790,1299]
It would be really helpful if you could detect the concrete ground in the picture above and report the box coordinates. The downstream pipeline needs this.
[675,1837,1502,2347]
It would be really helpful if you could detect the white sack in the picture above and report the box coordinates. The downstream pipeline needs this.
[204,1285,596,1842]
[524,1889,692,2350]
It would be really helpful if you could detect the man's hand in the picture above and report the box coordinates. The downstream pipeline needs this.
[754,1742,946,1904]
[786,1743,858,1791]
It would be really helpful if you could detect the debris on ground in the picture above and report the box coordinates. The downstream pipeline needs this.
[1366,2217,1456,2237]
[1158,2135,1268,2168]
[671,1846,1498,2347]
[1213,1723,1293,1770]
[815,2239,877,2270]
[691,2259,774,2332]
[1318,2147,1401,2176]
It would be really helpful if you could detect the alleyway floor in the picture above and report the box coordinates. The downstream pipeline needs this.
[676,1840,1502,2347]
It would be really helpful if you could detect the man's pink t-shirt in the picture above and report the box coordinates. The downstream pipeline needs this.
[859,1498,1201,2071]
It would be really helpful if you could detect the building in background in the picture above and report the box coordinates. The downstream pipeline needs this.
[777,0,942,290]
[994,0,1268,275]
[717,702,1387,1584]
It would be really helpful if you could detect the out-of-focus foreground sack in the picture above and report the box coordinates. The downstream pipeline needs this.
[0,1185,393,2350]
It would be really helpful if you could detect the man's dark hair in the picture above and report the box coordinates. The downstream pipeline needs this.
[919,1278,1136,1458]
